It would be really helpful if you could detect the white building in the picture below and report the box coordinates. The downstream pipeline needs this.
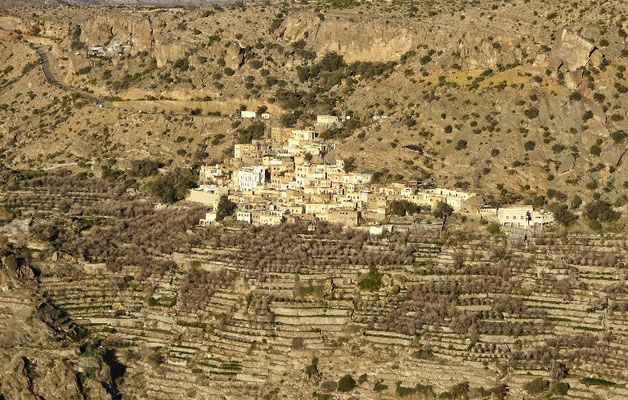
[236,211,252,224]
[241,110,257,119]
[237,166,266,191]
[343,172,374,185]
[292,130,318,141]
[199,212,217,226]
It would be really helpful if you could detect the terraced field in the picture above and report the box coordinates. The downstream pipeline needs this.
[1,174,627,399]
[35,229,628,398]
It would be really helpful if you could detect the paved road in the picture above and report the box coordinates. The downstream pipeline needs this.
[33,45,234,121]
[35,45,106,106]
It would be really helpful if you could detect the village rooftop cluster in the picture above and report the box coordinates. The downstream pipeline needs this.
[188,113,554,231]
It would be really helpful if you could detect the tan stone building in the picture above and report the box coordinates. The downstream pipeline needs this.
[328,208,361,227]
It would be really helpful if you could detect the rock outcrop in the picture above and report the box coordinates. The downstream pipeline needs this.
[549,28,596,72]
[81,15,153,53]
[280,15,421,63]
[224,42,245,70]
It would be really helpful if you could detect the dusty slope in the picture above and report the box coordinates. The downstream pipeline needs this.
[0,0,626,212]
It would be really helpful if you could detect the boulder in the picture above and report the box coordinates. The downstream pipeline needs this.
[224,42,245,70]
[550,29,595,72]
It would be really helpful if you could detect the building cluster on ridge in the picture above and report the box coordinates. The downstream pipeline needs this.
[188,116,554,230]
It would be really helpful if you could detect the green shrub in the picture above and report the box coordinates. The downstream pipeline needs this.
[569,92,581,101]
[611,130,626,143]
[337,375,356,392]
[76,66,92,75]
[524,107,539,119]
[584,200,621,222]
[130,159,163,178]
[280,113,297,127]
[433,202,454,219]
[523,378,549,394]
[487,223,501,235]
[319,52,346,72]
[145,168,197,204]
[174,58,190,71]
[216,195,237,221]
[552,143,565,153]
[373,381,388,392]
[580,377,616,387]
[387,200,421,217]
[549,204,578,226]
[419,55,432,65]
[358,266,383,292]
[269,15,284,32]
[237,122,266,143]
[550,381,569,396]
[448,382,470,398]
[582,110,594,121]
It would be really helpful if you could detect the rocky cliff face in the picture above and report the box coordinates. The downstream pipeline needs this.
[81,15,153,53]
[278,11,548,70]
[280,15,421,63]
[0,256,116,400]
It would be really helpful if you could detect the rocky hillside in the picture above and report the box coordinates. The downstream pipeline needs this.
[0,1,626,225]
[0,243,118,399]
[0,0,233,7]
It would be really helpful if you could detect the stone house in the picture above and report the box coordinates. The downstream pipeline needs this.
[253,210,284,226]
[481,206,554,229]
[236,211,252,224]
[328,208,361,227]
[187,185,228,208]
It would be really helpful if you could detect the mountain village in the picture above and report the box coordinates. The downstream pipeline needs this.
[188,113,555,231]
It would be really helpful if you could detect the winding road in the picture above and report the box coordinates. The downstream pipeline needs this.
[32,44,237,121]
[34,45,106,107]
